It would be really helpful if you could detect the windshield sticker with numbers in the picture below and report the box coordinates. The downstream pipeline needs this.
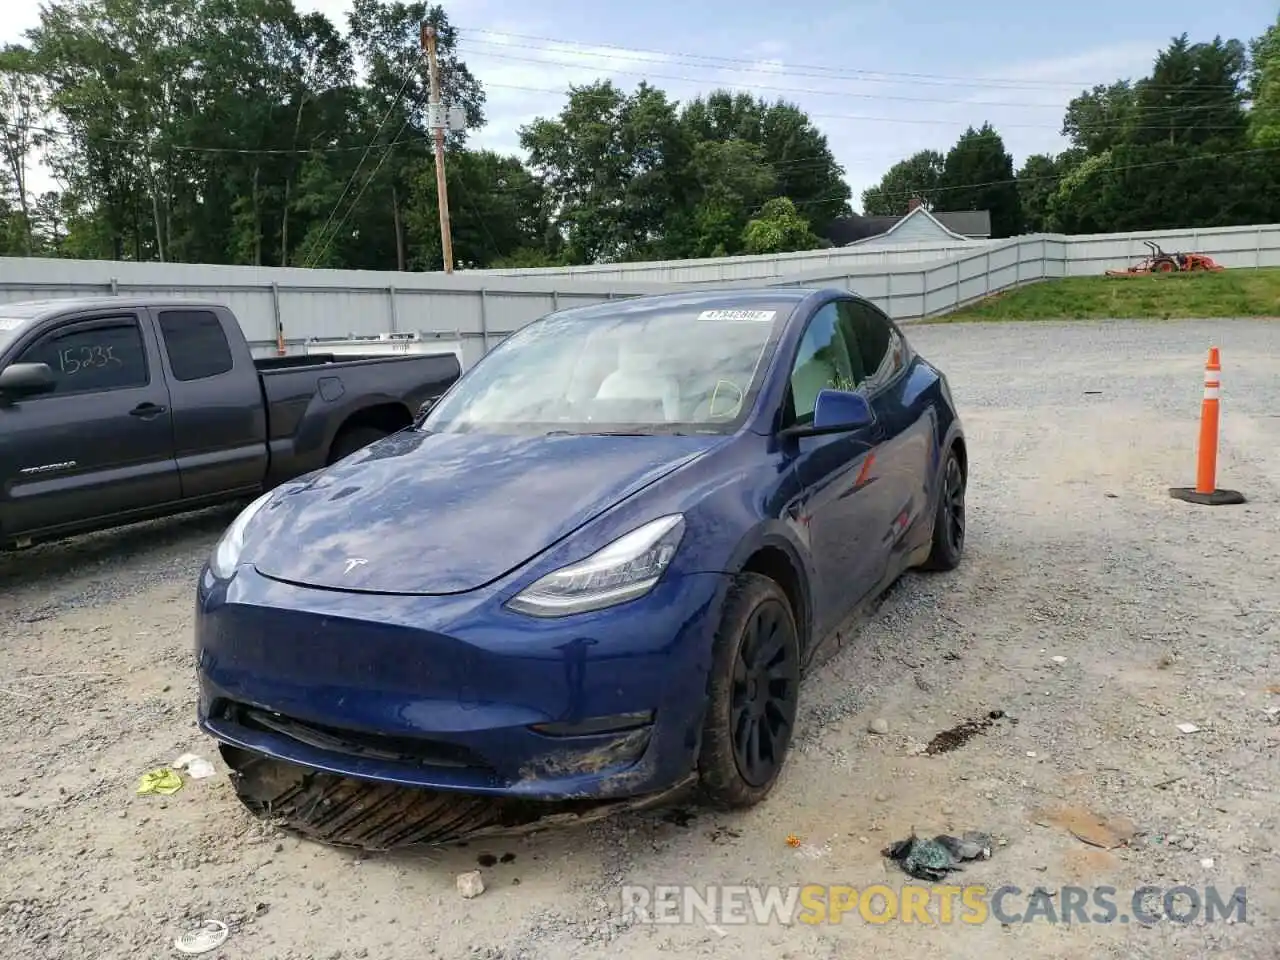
[696,310,776,322]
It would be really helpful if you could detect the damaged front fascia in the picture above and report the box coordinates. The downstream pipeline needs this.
[222,742,697,850]
[516,726,653,795]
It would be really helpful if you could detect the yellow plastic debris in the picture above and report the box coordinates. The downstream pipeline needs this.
[136,767,183,796]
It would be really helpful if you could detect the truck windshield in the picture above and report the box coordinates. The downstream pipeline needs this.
[0,317,29,354]
[422,302,792,435]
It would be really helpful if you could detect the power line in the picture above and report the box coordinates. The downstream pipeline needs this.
[458,42,1073,109]
[397,145,1278,213]
[306,120,410,268]
[481,79,1247,132]
[460,29,1247,93]
[1,120,431,155]
[462,43,1244,115]
[459,46,1246,127]
[10,96,1254,198]
[303,70,417,268]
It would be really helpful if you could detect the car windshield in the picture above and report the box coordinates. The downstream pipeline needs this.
[422,301,793,435]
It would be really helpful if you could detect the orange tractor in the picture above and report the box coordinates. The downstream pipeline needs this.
[1105,241,1225,277]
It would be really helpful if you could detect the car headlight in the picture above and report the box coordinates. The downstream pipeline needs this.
[208,492,273,580]
[506,514,686,618]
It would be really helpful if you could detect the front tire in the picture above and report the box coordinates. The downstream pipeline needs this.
[921,445,966,571]
[698,574,801,808]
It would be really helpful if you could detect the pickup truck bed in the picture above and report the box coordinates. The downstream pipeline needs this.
[0,297,461,549]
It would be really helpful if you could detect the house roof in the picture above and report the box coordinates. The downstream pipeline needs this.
[824,215,899,246]
[936,210,992,237]
[848,205,970,245]
[822,207,992,246]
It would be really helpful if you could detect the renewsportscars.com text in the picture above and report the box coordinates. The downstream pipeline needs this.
[621,883,1248,926]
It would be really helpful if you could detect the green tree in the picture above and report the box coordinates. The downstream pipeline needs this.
[1061,81,1136,155]
[520,80,692,264]
[667,139,776,257]
[1128,34,1249,149]
[340,1,483,270]
[31,191,67,253]
[938,123,1022,237]
[0,45,47,253]
[406,149,552,269]
[1017,151,1084,233]
[860,149,943,216]
[1249,15,1280,149]
[741,197,819,254]
[1049,33,1263,233]
[28,0,202,260]
[680,91,850,238]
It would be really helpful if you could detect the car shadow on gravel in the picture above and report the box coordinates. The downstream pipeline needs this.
[0,503,243,592]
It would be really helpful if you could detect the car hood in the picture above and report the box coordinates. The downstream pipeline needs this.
[247,429,720,595]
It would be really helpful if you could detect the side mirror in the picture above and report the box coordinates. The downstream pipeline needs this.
[415,396,439,425]
[0,362,56,400]
[779,388,874,439]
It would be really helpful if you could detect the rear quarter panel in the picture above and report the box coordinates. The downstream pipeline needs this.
[260,353,460,480]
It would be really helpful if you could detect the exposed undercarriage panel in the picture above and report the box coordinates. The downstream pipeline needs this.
[220,745,690,850]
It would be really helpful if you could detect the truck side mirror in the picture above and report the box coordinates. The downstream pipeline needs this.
[0,362,57,401]
[415,396,439,424]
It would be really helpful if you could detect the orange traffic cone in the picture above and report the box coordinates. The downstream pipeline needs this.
[1169,346,1245,506]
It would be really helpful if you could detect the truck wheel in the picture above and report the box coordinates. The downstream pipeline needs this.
[328,426,388,464]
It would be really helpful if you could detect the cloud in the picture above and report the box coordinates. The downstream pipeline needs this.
[1000,41,1159,84]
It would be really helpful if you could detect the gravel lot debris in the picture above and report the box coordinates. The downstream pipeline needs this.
[1,318,1277,959]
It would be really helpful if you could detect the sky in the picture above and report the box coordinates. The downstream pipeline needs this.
[3,0,1277,212]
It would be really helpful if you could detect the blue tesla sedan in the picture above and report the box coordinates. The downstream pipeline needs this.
[195,287,967,848]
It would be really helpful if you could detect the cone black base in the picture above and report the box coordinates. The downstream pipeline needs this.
[1168,487,1247,506]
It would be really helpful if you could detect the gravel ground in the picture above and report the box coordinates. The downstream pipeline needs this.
[2,318,1278,960]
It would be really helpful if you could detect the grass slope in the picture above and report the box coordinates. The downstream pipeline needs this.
[932,267,1280,322]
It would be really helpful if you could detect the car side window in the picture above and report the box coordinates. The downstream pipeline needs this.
[157,310,234,381]
[839,299,904,394]
[787,303,866,425]
[13,317,149,397]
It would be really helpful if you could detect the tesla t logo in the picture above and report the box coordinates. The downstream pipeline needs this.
[342,558,368,575]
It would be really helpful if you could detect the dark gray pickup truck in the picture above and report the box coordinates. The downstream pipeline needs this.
[0,297,460,550]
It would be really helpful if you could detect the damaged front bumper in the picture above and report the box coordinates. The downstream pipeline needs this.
[219,744,695,850]
[195,564,728,844]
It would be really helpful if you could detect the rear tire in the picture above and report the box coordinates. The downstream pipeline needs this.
[697,574,801,808]
[327,425,389,464]
[920,446,965,571]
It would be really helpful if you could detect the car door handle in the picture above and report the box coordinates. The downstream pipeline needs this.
[129,402,167,418]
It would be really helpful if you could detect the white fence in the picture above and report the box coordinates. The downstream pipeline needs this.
[442,222,1280,286]
[747,223,1280,319]
[1,222,1277,366]
[463,238,986,284]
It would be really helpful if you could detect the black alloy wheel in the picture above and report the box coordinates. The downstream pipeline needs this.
[730,600,799,787]
[698,574,801,807]
[943,454,965,558]
[921,446,966,571]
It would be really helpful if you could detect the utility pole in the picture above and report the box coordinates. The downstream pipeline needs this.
[421,23,454,273]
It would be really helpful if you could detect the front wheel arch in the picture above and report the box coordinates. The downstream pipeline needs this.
[739,544,810,656]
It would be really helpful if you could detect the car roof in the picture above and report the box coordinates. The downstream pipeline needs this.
[552,287,847,321]
[0,297,224,319]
